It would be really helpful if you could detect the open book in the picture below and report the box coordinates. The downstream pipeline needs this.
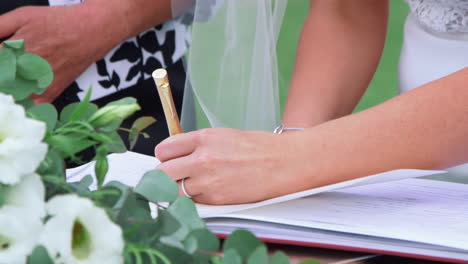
[66,151,468,263]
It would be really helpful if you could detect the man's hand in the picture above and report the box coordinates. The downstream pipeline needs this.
[0,5,120,103]
[154,128,309,205]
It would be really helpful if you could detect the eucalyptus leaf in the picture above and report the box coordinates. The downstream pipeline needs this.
[0,48,16,82]
[68,175,93,195]
[135,170,178,203]
[167,197,205,241]
[3,40,25,55]
[27,245,53,264]
[223,230,263,260]
[0,78,37,100]
[17,53,53,81]
[247,245,269,264]
[270,252,290,264]
[187,228,220,263]
[37,149,65,178]
[27,104,58,131]
[36,70,54,90]
[16,98,35,109]
[147,209,181,244]
[0,184,8,208]
[156,244,193,264]
[222,249,242,264]
[297,260,321,264]
[183,236,198,254]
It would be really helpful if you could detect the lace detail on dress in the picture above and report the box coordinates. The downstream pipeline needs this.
[406,0,468,32]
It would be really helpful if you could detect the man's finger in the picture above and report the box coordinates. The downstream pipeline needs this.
[154,132,198,162]
[0,9,27,38]
[156,155,194,182]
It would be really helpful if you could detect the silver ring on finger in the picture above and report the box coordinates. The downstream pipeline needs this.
[181,178,192,198]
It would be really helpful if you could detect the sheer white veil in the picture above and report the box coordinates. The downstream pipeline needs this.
[173,0,287,131]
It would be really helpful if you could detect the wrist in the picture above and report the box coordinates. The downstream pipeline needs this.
[75,1,129,58]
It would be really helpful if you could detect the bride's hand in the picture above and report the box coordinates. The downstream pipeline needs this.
[154,128,304,205]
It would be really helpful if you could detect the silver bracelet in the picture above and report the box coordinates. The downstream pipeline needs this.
[273,124,304,134]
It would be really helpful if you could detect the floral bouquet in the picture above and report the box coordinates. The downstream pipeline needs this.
[0,41,316,264]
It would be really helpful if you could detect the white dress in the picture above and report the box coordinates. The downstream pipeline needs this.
[400,0,468,179]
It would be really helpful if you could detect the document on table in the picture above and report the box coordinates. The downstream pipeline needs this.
[212,178,468,250]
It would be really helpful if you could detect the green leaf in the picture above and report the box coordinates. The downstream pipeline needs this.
[167,197,205,241]
[27,104,58,131]
[0,184,8,208]
[128,116,157,149]
[37,149,65,178]
[3,40,25,55]
[59,102,98,124]
[107,97,137,107]
[0,48,16,82]
[187,228,220,263]
[46,134,95,158]
[131,116,156,131]
[0,78,37,100]
[297,260,321,264]
[188,229,220,253]
[270,252,290,264]
[156,244,193,264]
[16,98,35,109]
[114,189,152,232]
[135,170,178,203]
[150,209,181,241]
[37,70,54,90]
[27,245,53,264]
[247,246,268,264]
[223,230,263,260]
[68,175,93,195]
[222,249,242,264]
[17,53,53,81]
[105,131,127,153]
[70,88,93,122]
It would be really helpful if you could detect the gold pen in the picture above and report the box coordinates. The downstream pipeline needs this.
[152,69,183,136]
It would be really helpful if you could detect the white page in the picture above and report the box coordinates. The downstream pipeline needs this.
[197,169,445,217]
[66,151,160,189]
[217,178,468,251]
[66,152,445,218]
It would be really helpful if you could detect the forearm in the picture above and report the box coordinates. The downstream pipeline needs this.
[283,0,388,127]
[76,0,173,59]
[288,68,468,192]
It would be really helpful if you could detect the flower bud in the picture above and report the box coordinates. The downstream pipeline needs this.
[89,103,140,128]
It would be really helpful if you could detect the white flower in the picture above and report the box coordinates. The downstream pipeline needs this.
[0,93,47,185]
[0,173,46,263]
[0,207,43,264]
[39,194,124,264]
[3,173,46,218]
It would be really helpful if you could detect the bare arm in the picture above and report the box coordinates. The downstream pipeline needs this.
[288,68,468,192]
[283,0,388,127]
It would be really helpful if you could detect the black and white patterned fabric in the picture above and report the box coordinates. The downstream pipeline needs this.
[48,0,191,101]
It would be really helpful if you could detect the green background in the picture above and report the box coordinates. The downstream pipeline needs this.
[197,1,410,128]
